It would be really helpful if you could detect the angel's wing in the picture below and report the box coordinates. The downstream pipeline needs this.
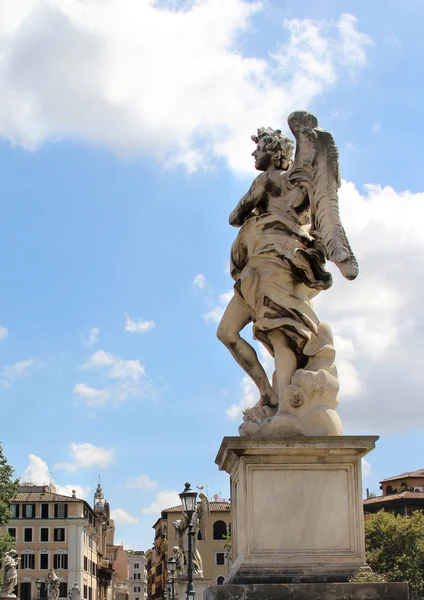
[287,110,359,281]
[196,493,210,542]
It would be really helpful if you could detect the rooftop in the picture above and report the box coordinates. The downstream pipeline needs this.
[364,491,424,505]
[380,468,424,483]
[162,501,231,514]
[14,487,81,502]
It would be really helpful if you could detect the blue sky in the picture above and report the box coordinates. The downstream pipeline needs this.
[1,0,423,549]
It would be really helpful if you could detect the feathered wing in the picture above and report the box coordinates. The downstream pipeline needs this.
[197,493,210,542]
[287,111,359,280]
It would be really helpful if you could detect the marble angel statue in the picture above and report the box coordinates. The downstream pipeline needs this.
[217,111,358,437]
[173,493,210,576]
[46,569,60,600]
[0,550,19,598]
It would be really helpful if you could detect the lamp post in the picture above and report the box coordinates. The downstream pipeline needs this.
[167,557,176,600]
[36,577,41,599]
[166,580,172,600]
[179,483,197,600]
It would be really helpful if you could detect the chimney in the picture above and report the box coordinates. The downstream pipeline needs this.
[366,488,370,499]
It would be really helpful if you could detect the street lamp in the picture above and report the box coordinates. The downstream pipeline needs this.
[36,578,41,599]
[166,579,172,600]
[167,558,176,600]
[179,483,198,600]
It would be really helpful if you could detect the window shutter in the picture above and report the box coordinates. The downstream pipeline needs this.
[54,555,58,570]
[16,504,20,518]
[63,555,68,569]
[54,504,58,518]
[32,504,36,517]
[64,504,68,518]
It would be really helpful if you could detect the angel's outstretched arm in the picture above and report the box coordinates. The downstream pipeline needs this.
[229,173,267,226]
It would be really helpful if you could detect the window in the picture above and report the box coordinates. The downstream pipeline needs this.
[134,563,139,569]
[40,583,48,599]
[134,588,141,593]
[20,582,31,600]
[215,552,225,566]
[10,504,19,518]
[24,528,33,542]
[88,588,92,600]
[41,504,49,519]
[84,585,88,600]
[213,520,227,540]
[40,554,49,569]
[7,528,16,540]
[54,554,68,570]
[54,504,68,519]
[59,584,68,599]
[40,528,49,542]
[84,556,88,571]
[22,553,35,569]
[54,528,65,542]
[22,504,35,518]
[217,577,225,586]
[134,573,141,580]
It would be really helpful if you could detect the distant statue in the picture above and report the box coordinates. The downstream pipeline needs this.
[171,546,184,576]
[217,111,358,437]
[0,550,19,598]
[68,583,82,600]
[46,570,60,600]
[173,493,210,577]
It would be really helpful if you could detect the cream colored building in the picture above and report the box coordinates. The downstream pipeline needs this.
[1,484,114,600]
[148,500,231,599]
[127,551,147,600]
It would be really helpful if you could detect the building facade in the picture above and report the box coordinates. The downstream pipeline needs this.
[147,500,231,599]
[363,468,424,516]
[127,551,147,600]
[1,484,114,600]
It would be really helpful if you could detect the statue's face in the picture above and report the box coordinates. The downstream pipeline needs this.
[252,139,272,171]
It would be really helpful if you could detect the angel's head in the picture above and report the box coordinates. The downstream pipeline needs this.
[251,127,294,172]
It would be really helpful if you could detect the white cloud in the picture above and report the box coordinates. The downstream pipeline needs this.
[110,508,139,525]
[192,274,207,290]
[0,358,40,388]
[141,490,181,515]
[203,291,233,324]
[82,327,99,348]
[126,474,158,490]
[55,442,115,472]
[362,458,371,479]
[0,4,371,173]
[21,454,90,499]
[73,383,111,407]
[78,349,156,406]
[125,316,156,334]
[0,325,8,339]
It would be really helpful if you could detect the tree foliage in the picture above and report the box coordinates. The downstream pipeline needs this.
[365,510,424,598]
[0,443,19,558]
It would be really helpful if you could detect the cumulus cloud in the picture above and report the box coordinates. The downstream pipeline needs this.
[0,358,41,388]
[81,327,99,348]
[0,3,370,172]
[21,454,90,499]
[203,291,233,324]
[110,508,139,525]
[125,316,156,334]
[125,474,158,490]
[225,180,424,433]
[141,490,181,515]
[73,383,111,407]
[192,274,207,290]
[54,442,115,472]
[76,349,156,407]
[0,325,8,339]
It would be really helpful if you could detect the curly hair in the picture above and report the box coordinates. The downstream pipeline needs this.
[251,127,294,171]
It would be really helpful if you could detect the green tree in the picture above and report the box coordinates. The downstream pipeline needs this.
[364,510,424,598]
[0,443,19,559]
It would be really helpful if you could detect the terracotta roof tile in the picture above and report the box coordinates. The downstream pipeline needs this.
[13,492,81,502]
[380,469,424,483]
[162,502,230,514]
[363,491,424,505]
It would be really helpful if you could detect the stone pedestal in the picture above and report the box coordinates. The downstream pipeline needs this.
[216,436,378,584]
[175,576,212,600]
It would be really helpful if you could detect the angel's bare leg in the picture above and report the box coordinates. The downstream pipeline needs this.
[217,295,277,407]
[267,329,297,402]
